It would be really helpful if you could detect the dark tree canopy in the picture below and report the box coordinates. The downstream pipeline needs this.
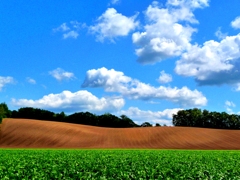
[140,122,152,127]
[0,103,11,123]
[173,108,240,129]
[5,105,139,128]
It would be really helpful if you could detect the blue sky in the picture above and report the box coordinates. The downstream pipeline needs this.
[1,0,240,125]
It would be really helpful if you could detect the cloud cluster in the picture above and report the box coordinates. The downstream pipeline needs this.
[12,90,125,113]
[82,67,207,107]
[120,107,182,126]
[49,68,75,81]
[132,0,209,64]
[175,34,240,87]
[0,76,14,91]
[89,8,139,42]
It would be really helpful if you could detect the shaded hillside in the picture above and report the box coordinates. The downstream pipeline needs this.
[1,118,240,149]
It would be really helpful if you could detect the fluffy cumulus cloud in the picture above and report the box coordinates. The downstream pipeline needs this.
[12,90,125,113]
[82,67,207,107]
[231,16,240,29]
[0,76,14,91]
[89,8,139,42]
[175,34,240,87]
[158,71,172,83]
[132,0,209,64]
[120,107,182,126]
[49,68,75,81]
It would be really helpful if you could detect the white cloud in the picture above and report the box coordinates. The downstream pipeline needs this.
[53,21,83,39]
[0,76,14,91]
[175,34,240,86]
[12,90,125,113]
[89,8,139,42]
[63,31,79,39]
[231,16,240,29]
[49,68,75,81]
[82,67,207,107]
[26,77,36,84]
[120,107,182,126]
[167,0,209,9]
[215,27,227,40]
[111,0,120,5]
[132,0,209,64]
[225,100,236,114]
[53,23,70,32]
[225,100,236,107]
[158,70,172,83]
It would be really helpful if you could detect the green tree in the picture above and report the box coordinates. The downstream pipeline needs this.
[0,102,11,123]
[140,122,152,127]
[155,123,161,127]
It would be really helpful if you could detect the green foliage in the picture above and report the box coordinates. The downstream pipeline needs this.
[173,108,240,129]
[10,106,139,128]
[140,122,152,127]
[0,149,240,179]
[0,102,11,123]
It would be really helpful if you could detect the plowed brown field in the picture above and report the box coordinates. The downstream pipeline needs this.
[1,118,240,149]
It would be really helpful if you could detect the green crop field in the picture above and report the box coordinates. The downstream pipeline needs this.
[0,149,240,179]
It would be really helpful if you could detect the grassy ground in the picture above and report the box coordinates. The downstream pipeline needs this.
[0,149,240,179]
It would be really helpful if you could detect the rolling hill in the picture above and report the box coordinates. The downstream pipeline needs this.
[1,118,240,149]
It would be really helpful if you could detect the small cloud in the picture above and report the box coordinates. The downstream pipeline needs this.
[231,16,240,29]
[89,8,139,42]
[158,70,172,83]
[63,31,79,39]
[26,77,36,84]
[215,27,227,40]
[0,76,14,91]
[225,100,236,114]
[41,84,47,89]
[49,68,75,81]
[225,100,236,107]
[53,21,84,39]
[53,23,70,32]
[110,0,120,5]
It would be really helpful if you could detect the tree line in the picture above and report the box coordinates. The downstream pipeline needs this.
[173,108,240,129]
[0,103,158,128]
[2,103,240,129]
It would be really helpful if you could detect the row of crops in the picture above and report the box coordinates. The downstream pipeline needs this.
[0,149,240,179]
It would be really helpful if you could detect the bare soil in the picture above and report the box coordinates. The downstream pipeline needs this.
[1,118,240,149]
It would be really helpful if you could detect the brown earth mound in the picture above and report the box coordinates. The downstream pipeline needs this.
[1,118,240,149]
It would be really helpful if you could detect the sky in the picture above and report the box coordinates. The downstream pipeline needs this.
[1,0,240,125]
